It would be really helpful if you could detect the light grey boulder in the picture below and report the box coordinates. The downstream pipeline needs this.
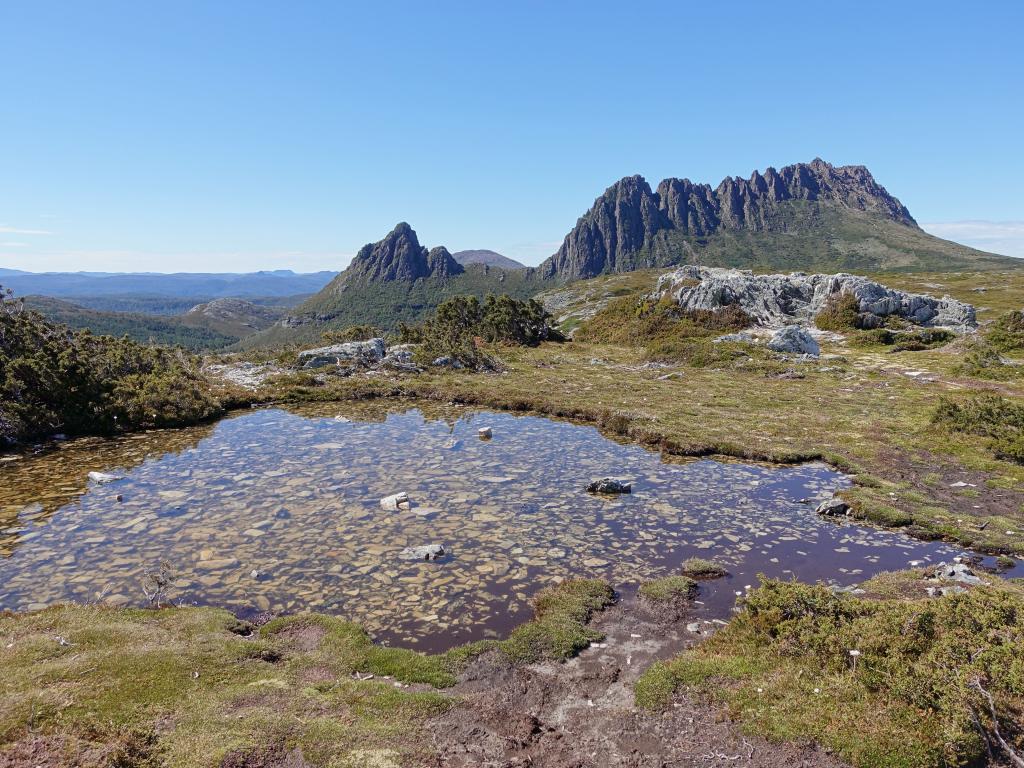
[88,471,124,484]
[930,562,983,586]
[653,266,976,330]
[379,492,411,511]
[398,544,446,561]
[298,338,387,370]
[380,344,419,371]
[815,497,850,517]
[768,326,820,356]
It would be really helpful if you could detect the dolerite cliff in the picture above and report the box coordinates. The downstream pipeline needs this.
[539,159,1014,279]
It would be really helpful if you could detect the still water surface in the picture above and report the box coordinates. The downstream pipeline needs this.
[1,403,1017,652]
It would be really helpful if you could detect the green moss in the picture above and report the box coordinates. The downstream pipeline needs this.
[0,579,615,766]
[635,577,1024,768]
[638,576,698,602]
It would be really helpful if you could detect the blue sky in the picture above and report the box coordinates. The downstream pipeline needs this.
[1,0,1022,273]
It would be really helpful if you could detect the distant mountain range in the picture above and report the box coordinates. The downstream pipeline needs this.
[452,250,526,270]
[0,269,335,300]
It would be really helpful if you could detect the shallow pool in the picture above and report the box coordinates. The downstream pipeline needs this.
[1,403,1016,651]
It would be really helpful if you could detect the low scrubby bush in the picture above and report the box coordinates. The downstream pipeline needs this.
[0,285,220,444]
[954,339,1021,380]
[933,393,1024,463]
[987,310,1024,352]
[814,293,861,331]
[320,324,381,343]
[407,294,555,369]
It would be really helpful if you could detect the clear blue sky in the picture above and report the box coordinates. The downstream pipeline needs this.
[1,0,1022,272]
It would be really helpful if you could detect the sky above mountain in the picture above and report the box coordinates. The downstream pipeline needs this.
[1,0,1022,272]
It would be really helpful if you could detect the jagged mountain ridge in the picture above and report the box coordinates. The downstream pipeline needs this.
[341,222,464,284]
[538,158,1011,280]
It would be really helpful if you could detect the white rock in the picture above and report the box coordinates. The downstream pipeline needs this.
[379,492,410,511]
[88,471,123,484]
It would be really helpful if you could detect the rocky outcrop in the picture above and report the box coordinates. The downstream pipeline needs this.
[653,266,977,330]
[184,298,279,333]
[298,338,387,369]
[540,159,918,280]
[344,223,464,284]
[767,326,820,356]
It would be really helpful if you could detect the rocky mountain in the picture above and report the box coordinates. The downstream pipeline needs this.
[452,250,527,270]
[342,222,464,284]
[540,159,1017,280]
[241,224,539,348]
[182,298,282,337]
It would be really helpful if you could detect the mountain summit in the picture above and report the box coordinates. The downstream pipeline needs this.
[538,159,997,280]
[344,222,464,284]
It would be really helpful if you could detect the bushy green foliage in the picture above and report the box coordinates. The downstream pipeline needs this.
[320,324,381,344]
[0,286,221,444]
[987,310,1024,352]
[636,577,1024,767]
[814,293,861,331]
[933,393,1024,463]
[409,294,555,369]
[953,338,1021,379]
[850,327,955,351]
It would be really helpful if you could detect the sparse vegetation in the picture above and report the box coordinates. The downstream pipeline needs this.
[635,576,1024,768]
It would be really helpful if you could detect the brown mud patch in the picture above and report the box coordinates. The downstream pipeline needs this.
[429,593,849,768]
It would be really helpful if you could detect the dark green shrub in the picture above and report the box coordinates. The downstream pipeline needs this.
[0,285,221,445]
[954,339,1020,380]
[933,393,1024,463]
[987,310,1024,352]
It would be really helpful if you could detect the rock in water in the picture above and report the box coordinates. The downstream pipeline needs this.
[815,497,851,517]
[587,478,632,494]
[380,492,411,511]
[930,562,983,586]
[398,544,446,561]
[297,338,387,370]
[88,471,124,484]
[478,427,493,439]
[768,326,820,356]
[653,266,976,330]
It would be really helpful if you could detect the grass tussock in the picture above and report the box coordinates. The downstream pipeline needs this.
[813,293,862,331]
[680,558,730,579]
[635,576,1024,768]
[638,576,698,602]
[953,338,1023,380]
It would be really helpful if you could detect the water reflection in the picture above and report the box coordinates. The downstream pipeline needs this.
[0,404,1017,652]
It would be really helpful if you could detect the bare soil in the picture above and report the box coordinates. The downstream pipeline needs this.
[428,594,849,768]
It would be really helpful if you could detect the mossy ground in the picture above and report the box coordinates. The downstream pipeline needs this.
[634,574,1024,768]
[0,580,610,766]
